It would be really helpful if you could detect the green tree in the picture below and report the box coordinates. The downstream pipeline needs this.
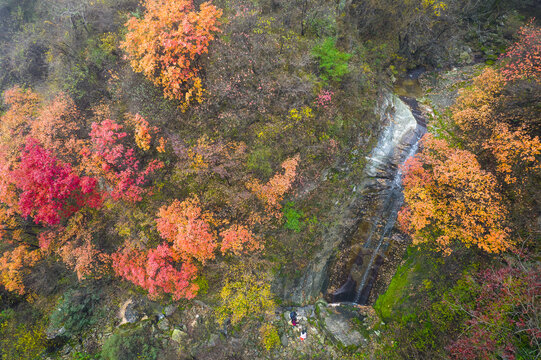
[312,37,351,83]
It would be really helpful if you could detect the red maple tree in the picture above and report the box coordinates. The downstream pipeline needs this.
[12,138,101,226]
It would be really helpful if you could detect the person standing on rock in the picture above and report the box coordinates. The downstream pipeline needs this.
[289,311,297,326]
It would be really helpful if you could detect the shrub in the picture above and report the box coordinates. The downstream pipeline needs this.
[259,323,280,351]
[247,147,274,178]
[71,352,97,360]
[312,37,351,83]
[0,308,47,360]
[305,10,336,38]
[193,275,209,296]
[48,287,101,338]
[101,325,159,360]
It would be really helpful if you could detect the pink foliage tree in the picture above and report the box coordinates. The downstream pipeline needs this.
[500,19,541,83]
[112,243,199,300]
[83,119,164,202]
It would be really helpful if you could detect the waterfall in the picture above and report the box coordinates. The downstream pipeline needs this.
[330,92,426,304]
[353,140,420,304]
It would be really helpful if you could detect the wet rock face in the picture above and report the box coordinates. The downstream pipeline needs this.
[330,276,356,303]
[46,325,66,339]
[171,328,187,343]
[164,305,177,317]
[157,317,170,331]
[117,296,172,326]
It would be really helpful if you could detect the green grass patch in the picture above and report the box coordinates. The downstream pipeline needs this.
[374,256,417,320]
[282,201,304,232]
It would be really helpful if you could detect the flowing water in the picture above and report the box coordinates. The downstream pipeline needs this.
[329,92,426,304]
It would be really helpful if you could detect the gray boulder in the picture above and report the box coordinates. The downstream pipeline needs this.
[281,334,289,347]
[171,328,187,343]
[317,304,366,348]
[158,318,170,332]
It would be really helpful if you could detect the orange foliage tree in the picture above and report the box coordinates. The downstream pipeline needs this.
[247,155,300,220]
[398,134,511,254]
[452,67,541,185]
[112,196,223,300]
[42,211,112,281]
[452,68,504,148]
[0,86,40,162]
[0,245,42,295]
[122,0,222,109]
[112,195,264,300]
[485,123,541,184]
[0,87,84,165]
[156,196,217,263]
[30,93,85,164]
[220,224,262,256]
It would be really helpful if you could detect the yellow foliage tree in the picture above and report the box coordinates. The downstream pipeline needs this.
[0,245,42,295]
[216,269,276,326]
[0,310,47,360]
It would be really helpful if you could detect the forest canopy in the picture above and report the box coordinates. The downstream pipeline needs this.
[0,0,539,359]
